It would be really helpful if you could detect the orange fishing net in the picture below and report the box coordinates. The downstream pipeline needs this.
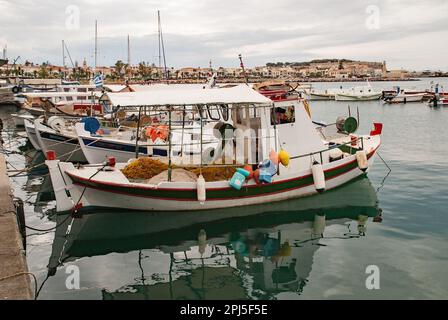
[121,157,237,182]
[189,166,236,182]
[121,157,169,180]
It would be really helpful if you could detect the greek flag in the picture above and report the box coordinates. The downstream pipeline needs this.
[93,73,103,88]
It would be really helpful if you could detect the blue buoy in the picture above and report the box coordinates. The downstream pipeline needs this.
[81,117,101,134]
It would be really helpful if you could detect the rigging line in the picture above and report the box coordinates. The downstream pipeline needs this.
[376,151,392,193]
[7,136,103,178]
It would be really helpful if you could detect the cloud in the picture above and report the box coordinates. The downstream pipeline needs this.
[0,0,447,70]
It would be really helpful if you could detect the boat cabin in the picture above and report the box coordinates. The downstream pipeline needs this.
[100,85,328,173]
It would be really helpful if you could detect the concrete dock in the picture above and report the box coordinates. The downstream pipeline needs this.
[0,154,32,300]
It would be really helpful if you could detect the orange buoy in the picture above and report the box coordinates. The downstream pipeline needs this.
[145,125,169,142]
[243,164,253,179]
[253,169,261,184]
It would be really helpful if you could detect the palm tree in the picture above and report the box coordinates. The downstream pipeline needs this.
[137,62,152,80]
[38,65,49,78]
[114,60,126,79]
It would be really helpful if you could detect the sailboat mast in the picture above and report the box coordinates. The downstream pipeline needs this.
[157,10,167,80]
[62,40,65,68]
[158,11,162,78]
[94,20,98,72]
[127,34,131,66]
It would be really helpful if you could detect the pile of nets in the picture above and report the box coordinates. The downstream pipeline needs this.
[189,167,236,182]
[121,157,169,180]
[121,157,237,182]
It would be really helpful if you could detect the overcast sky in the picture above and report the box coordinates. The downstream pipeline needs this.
[1,0,447,70]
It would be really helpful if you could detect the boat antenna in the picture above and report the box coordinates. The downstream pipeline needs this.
[157,10,168,81]
[238,54,248,85]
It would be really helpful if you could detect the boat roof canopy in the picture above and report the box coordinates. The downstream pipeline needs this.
[101,85,273,108]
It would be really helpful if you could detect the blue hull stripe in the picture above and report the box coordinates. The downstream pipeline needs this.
[82,138,168,156]
[40,131,79,145]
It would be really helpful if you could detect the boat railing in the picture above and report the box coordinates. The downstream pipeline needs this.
[290,136,365,164]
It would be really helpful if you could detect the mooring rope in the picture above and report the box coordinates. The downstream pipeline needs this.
[376,151,392,192]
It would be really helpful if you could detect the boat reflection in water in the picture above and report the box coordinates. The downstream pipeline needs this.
[47,177,382,300]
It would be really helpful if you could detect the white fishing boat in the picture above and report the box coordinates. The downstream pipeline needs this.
[306,88,335,101]
[46,85,382,213]
[33,117,87,162]
[75,107,224,164]
[334,85,382,101]
[383,92,425,104]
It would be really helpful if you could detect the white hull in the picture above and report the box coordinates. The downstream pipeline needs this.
[34,119,87,162]
[77,129,152,164]
[24,119,42,151]
[386,94,425,103]
[71,162,371,211]
[335,93,381,101]
[46,135,380,212]
[308,93,335,101]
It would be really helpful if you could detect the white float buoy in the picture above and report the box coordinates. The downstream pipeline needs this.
[356,150,368,172]
[329,148,343,161]
[311,161,326,193]
[197,174,206,204]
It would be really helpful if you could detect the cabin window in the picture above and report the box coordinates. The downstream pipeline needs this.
[220,104,229,121]
[78,96,86,101]
[207,105,221,121]
[66,96,73,101]
[271,106,295,125]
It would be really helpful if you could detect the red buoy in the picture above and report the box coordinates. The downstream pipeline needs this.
[46,150,56,160]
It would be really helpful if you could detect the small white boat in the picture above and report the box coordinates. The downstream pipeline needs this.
[33,117,87,162]
[334,86,382,101]
[75,120,221,164]
[427,96,448,107]
[307,91,335,101]
[383,92,425,104]
[45,85,383,213]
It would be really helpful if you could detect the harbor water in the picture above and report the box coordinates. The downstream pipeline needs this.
[1,78,447,299]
